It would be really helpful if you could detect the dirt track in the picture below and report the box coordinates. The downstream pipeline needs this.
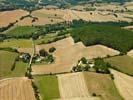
[0,77,36,100]
[57,72,100,100]
[111,69,133,100]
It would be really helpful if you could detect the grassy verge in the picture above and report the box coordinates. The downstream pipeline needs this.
[83,72,123,100]
[33,75,60,100]
[104,55,133,76]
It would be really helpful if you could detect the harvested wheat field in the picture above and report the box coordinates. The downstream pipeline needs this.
[124,25,133,30]
[30,9,65,25]
[111,69,133,100]
[32,42,84,75]
[71,10,132,22]
[96,4,124,11]
[32,37,120,75]
[63,9,79,21]
[127,50,133,58]
[35,37,74,53]
[0,9,29,27]
[57,72,100,100]
[83,72,123,100]
[15,8,132,26]
[82,45,120,59]
[0,77,36,100]
[124,2,133,10]
[16,17,33,26]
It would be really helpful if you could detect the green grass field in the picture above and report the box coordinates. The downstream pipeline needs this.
[34,75,60,100]
[0,39,32,48]
[105,55,133,76]
[83,72,123,100]
[6,26,38,37]
[34,33,58,44]
[34,33,68,45]
[0,50,27,79]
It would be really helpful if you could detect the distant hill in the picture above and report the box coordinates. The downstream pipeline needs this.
[0,0,133,11]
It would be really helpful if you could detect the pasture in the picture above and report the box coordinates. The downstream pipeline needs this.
[34,33,68,45]
[83,72,123,100]
[0,77,36,100]
[0,39,33,54]
[111,69,133,100]
[0,39,32,48]
[0,50,27,79]
[16,17,33,26]
[105,55,133,76]
[33,75,60,100]
[6,26,38,37]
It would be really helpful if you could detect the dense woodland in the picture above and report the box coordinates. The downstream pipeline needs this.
[70,23,133,53]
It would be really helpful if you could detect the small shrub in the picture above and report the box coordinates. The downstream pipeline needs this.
[39,49,48,57]
[92,93,97,97]
[49,47,56,53]
[110,73,114,80]
[11,61,16,71]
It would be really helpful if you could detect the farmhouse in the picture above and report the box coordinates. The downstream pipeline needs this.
[19,53,31,62]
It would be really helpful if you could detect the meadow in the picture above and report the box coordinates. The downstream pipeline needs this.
[105,55,133,76]
[0,50,27,79]
[33,75,60,100]
[34,33,68,45]
[83,72,124,100]
[0,39,32,48]
[6,26,39,38]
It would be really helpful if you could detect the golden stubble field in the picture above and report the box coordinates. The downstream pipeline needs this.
[57,72,100,100]
[0,9,29,27]
[17,6,133,26]
[0,3,132,27]
[32,37,120,75]
[127,50,133,58]
[0,77,36,100]
[110,69,133,100]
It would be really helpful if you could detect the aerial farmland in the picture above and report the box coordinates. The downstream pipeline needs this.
[0,0,133,100]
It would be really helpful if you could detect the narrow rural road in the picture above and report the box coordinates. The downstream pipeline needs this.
[27,39,35,73]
